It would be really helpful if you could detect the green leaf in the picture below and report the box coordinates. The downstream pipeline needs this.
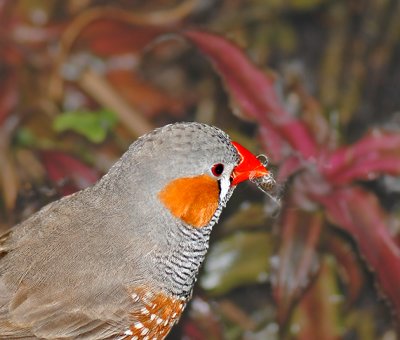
[200,231,273,295]
[53,109,117,143]
[14,128,37,147]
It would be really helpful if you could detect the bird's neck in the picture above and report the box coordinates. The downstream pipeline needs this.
[153,211,221,300]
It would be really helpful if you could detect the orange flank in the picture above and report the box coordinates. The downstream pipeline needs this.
[127,287,186,339]
[158,175,219,228]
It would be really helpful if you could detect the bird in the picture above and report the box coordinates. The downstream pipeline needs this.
[0,122,271,339]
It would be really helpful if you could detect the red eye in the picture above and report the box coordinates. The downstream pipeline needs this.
[211,163,224,177]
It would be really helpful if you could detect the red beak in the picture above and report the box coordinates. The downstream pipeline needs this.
[231,142,269,186]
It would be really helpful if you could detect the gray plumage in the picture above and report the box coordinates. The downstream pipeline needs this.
[0,122,240,339]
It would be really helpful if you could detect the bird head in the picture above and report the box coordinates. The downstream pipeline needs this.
[118,122,269,229]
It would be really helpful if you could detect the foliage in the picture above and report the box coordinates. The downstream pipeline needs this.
[1,1,400,338]
[53,109,117,143]
[185,29,400,335]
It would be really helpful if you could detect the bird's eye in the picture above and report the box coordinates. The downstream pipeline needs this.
[211,163,224,177]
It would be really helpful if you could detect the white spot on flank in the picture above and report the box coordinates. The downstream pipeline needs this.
[141,327,149,335]
[140,307,149,315]
[143,291,152,303]
[116,329,133,340]
[134,322,143,329]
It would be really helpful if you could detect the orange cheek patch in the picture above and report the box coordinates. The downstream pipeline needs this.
[158,175,219,228]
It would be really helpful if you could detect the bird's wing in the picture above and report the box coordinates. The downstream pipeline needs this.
[0,305,129,339]
[0,264,137,339]
[0,196,144,339]
[0,255,136,339]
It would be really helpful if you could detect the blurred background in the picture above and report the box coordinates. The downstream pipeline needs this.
[1,0,400,339]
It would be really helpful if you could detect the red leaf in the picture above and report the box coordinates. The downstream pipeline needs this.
[327,157,400,185]
[0,68,18,125]
[106,70,185,118]
[327,234,364,304]
[276,155,304,182]
[183,29,318,160]
[316,186,400,318]
[323,131,400,184]
[259,123,290,164]
[80,20,165,56]
[271,198,323,325]
[40,151,99,196]
[294,258,342,340]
